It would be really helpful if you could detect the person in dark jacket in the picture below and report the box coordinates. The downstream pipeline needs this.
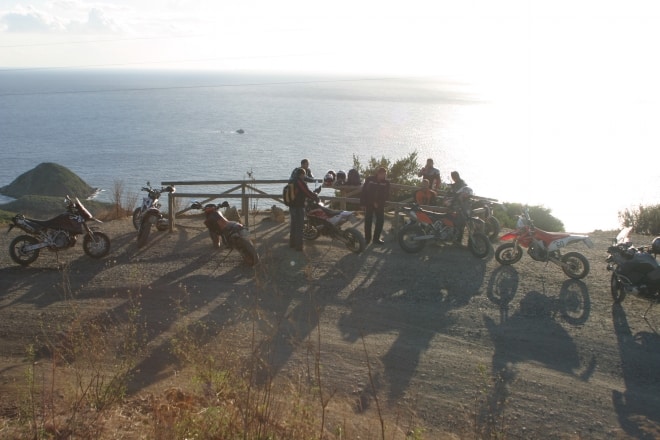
[290,158,316,183]
[289,167,319,251]
[360,167,390,244]
[449,170,467,194]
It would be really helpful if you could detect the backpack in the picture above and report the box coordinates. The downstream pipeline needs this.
[282,182,297,207]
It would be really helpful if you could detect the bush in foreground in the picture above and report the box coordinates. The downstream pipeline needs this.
[619,204,660,235]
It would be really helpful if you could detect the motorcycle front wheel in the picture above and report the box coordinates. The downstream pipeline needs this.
[610,272,626,303]
[398,224,427,253]
[485,216,501,242]
[303,220,320,240]
[236,237,259,266]
[467,232,492,258]
[494,242,523,265]
[343,227,366,254]
[83,232,111,258]
[132,208,142,230]
[9,235,40,266]
[561,252,590,279]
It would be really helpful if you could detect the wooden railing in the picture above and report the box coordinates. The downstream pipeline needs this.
[161,179,499,231]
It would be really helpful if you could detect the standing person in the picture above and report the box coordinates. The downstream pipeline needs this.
[289,167,320,251]
[418,158,441,190]
[449,170,468,194]
[290,158,316,183]
[360,167,390,245]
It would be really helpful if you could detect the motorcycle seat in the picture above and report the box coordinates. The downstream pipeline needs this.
[313,204,343,217]
[27,215,73,230]
[535,228,570,243]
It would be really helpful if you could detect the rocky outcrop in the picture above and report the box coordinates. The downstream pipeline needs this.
[0,162,96,199]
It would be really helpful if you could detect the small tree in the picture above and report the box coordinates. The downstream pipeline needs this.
[499,202,565,232]
[352,151,420,186]
[619,204,660,235]
[111,179,125,219]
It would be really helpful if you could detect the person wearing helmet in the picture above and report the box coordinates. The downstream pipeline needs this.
[289,167,320,251]
[336,170,347,186]
[323,172,336,187]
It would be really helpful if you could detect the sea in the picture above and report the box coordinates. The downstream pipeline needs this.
[1,69,658,233]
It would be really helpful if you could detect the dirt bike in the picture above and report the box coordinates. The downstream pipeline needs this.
[495,206,593,279]
[190,201,259,266]
[397,200,492,258]
[136,183,175,248]
[303,193,366,254]
[607,227,660,314]
[6,195,111,266]
[471,199,501,241]
[132,182,175,230]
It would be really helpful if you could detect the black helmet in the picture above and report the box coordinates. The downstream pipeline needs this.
[652,237,660,254]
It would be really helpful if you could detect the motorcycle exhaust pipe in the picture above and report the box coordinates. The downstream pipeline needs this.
[412,235,436,241]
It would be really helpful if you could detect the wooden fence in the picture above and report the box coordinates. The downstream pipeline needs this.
[162,179,499,231]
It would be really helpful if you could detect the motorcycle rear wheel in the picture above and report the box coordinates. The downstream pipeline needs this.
[610,272,626,303]
[237,237,259,266]
[303,220,320,240]
[467,232,491,258]
[343,227,365,254]
[83,232,111,258]
[561,251,590,279]
[9,235,40,266]
[485,216,501,242]
[398,224,426,253]
[132,208,142,230]
[137,221,152,248]
[494,242,523,265]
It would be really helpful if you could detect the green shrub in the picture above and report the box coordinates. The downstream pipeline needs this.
[619,204,660,235]
[352,151,421,201]
[497,203,565,232]
[352,151,421,187]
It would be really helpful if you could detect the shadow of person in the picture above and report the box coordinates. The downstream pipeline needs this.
[253,249,364,386]
[337,246,487,406]
[611,303,660,439]
[482,287,596,433]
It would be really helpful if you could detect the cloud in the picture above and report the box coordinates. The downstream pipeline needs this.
[67,8,120,33]
[0,8,63,32]
[0,5,120,34]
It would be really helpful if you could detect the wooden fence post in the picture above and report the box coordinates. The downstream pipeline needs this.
[168,193,175,232]
[241,182,249,228]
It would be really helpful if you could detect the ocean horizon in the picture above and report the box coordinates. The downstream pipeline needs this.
[1,69,658,233]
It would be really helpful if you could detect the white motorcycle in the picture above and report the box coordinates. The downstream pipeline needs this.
[132,182,175,230]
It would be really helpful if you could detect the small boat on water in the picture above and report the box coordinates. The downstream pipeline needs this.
[236,129,245,134]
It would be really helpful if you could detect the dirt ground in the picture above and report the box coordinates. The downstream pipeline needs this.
[1,211,660,439]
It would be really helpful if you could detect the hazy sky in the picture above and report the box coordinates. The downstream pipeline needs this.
[2,1,660,230]
[1,0,659,82]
